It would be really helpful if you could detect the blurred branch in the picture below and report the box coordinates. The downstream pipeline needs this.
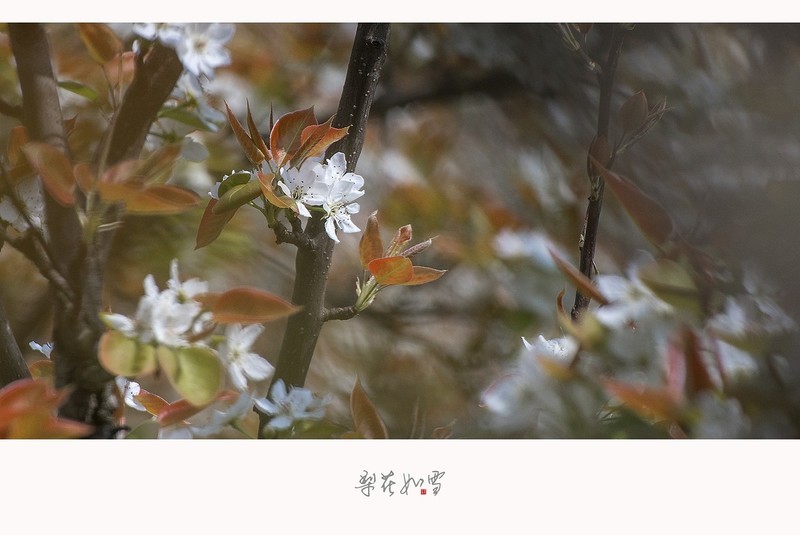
[0,97,22,120]
[272,23,391,393]
[0,240,30,388]
[571,24,627,322]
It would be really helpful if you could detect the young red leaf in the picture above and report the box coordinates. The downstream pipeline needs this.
[548,247,609,305]
[104,50,135,87]
[77,23,121,64]
[212,286,301,324]
[350,376,389,439]
[400,266,447,286]
[246,101,270,160]
[133,387,169,417]
[367,256,414,286]
[596,161,675,247]
[195,198,238,249]
[603,378,682,423]
[100,159,139,184]
[358,211,383,269]
[257,171,298,211]
[225,102,266,165]
[385,225,413,257]
[156,398,209,427]
[293,117,349,165]
[666,328,716,398]
[269,106,317,167]
[73,162,96,194]
[97,182,200,214]
[21,141,76,206]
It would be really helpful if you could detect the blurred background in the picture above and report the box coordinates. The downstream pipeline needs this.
[1,23,799,437]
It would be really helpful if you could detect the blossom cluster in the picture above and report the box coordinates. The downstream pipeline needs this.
[132,23,235,80]
[104,260,330,438]
[211,151,365,243]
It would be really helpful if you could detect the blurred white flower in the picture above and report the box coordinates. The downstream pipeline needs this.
[172,23,235,79]
[114,377,147,412]
[594,273,672,328]
[28,340,53,359]
[255,379,330,430]
[218,324,275,393]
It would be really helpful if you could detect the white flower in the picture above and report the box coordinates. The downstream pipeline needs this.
[132,23,184,43]
[594,273,672,328]
[522,335,578,362]
[315,153,364,242]
[104,259,211,347]
[169,72,227,131]
[29,340,53,358]
[277,156,326,218]
[114,377,147,412]
[171,23,235,79]
[218,324,275,393]
[254,379,330,430]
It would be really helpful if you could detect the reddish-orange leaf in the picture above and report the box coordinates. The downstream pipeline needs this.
[548,247,609,305]
[358,212,384,269]
[385,225,413,257]
[77,23,121,64]
[245,101,269,160]
[136,143,182,184]
[100,159,139,184]
[269,107,317,167]
[350,376,389,439]
[7,125,29,166]
[603,378,681,423]
[97,182,200,214]
[21,142,75,206]
[293,117,349,165]
[400,266,447,286]
[195,198,237,249]
[28,360,55,381]
[597,162,675,247]
[258,171,298,211]
[368,256,414,286]
[73,162,96,194]
[134,388,169,417]
[104,50,136,87]
[157,398,208,427]
[212,286,301,324]
[225,102,265,165]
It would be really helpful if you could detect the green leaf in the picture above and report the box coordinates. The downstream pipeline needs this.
[156,345,223,407]
[211,286,301,324]
[159,106,218,132]
[350,377,388,439]
[368,256,414,286]
[212,176,261,214]
[57,80,99,102]
[125,420,161,439]
[98,331,158,377]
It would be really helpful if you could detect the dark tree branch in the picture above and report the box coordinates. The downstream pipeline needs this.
[0,238,30,388]
[271,24,391,392]
[9,24,184,436]
[571,25,626,322]
[0,97,23,120]
[322,306,358,322]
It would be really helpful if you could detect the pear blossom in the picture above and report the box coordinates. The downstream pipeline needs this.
[29,340,53,359]
[132,23,183,44]
[314,152,365,242]
[102,259,211,347]
[255,379,330,431]
[218,324,275,393]
[114,377,147,412]
[277,156,326,218]
[132,23,235,80]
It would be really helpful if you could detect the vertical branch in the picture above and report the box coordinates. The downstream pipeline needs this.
[9,23,184,436]
[0,285,30,387]
[571,25,626,321]
[272,23,391,390]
